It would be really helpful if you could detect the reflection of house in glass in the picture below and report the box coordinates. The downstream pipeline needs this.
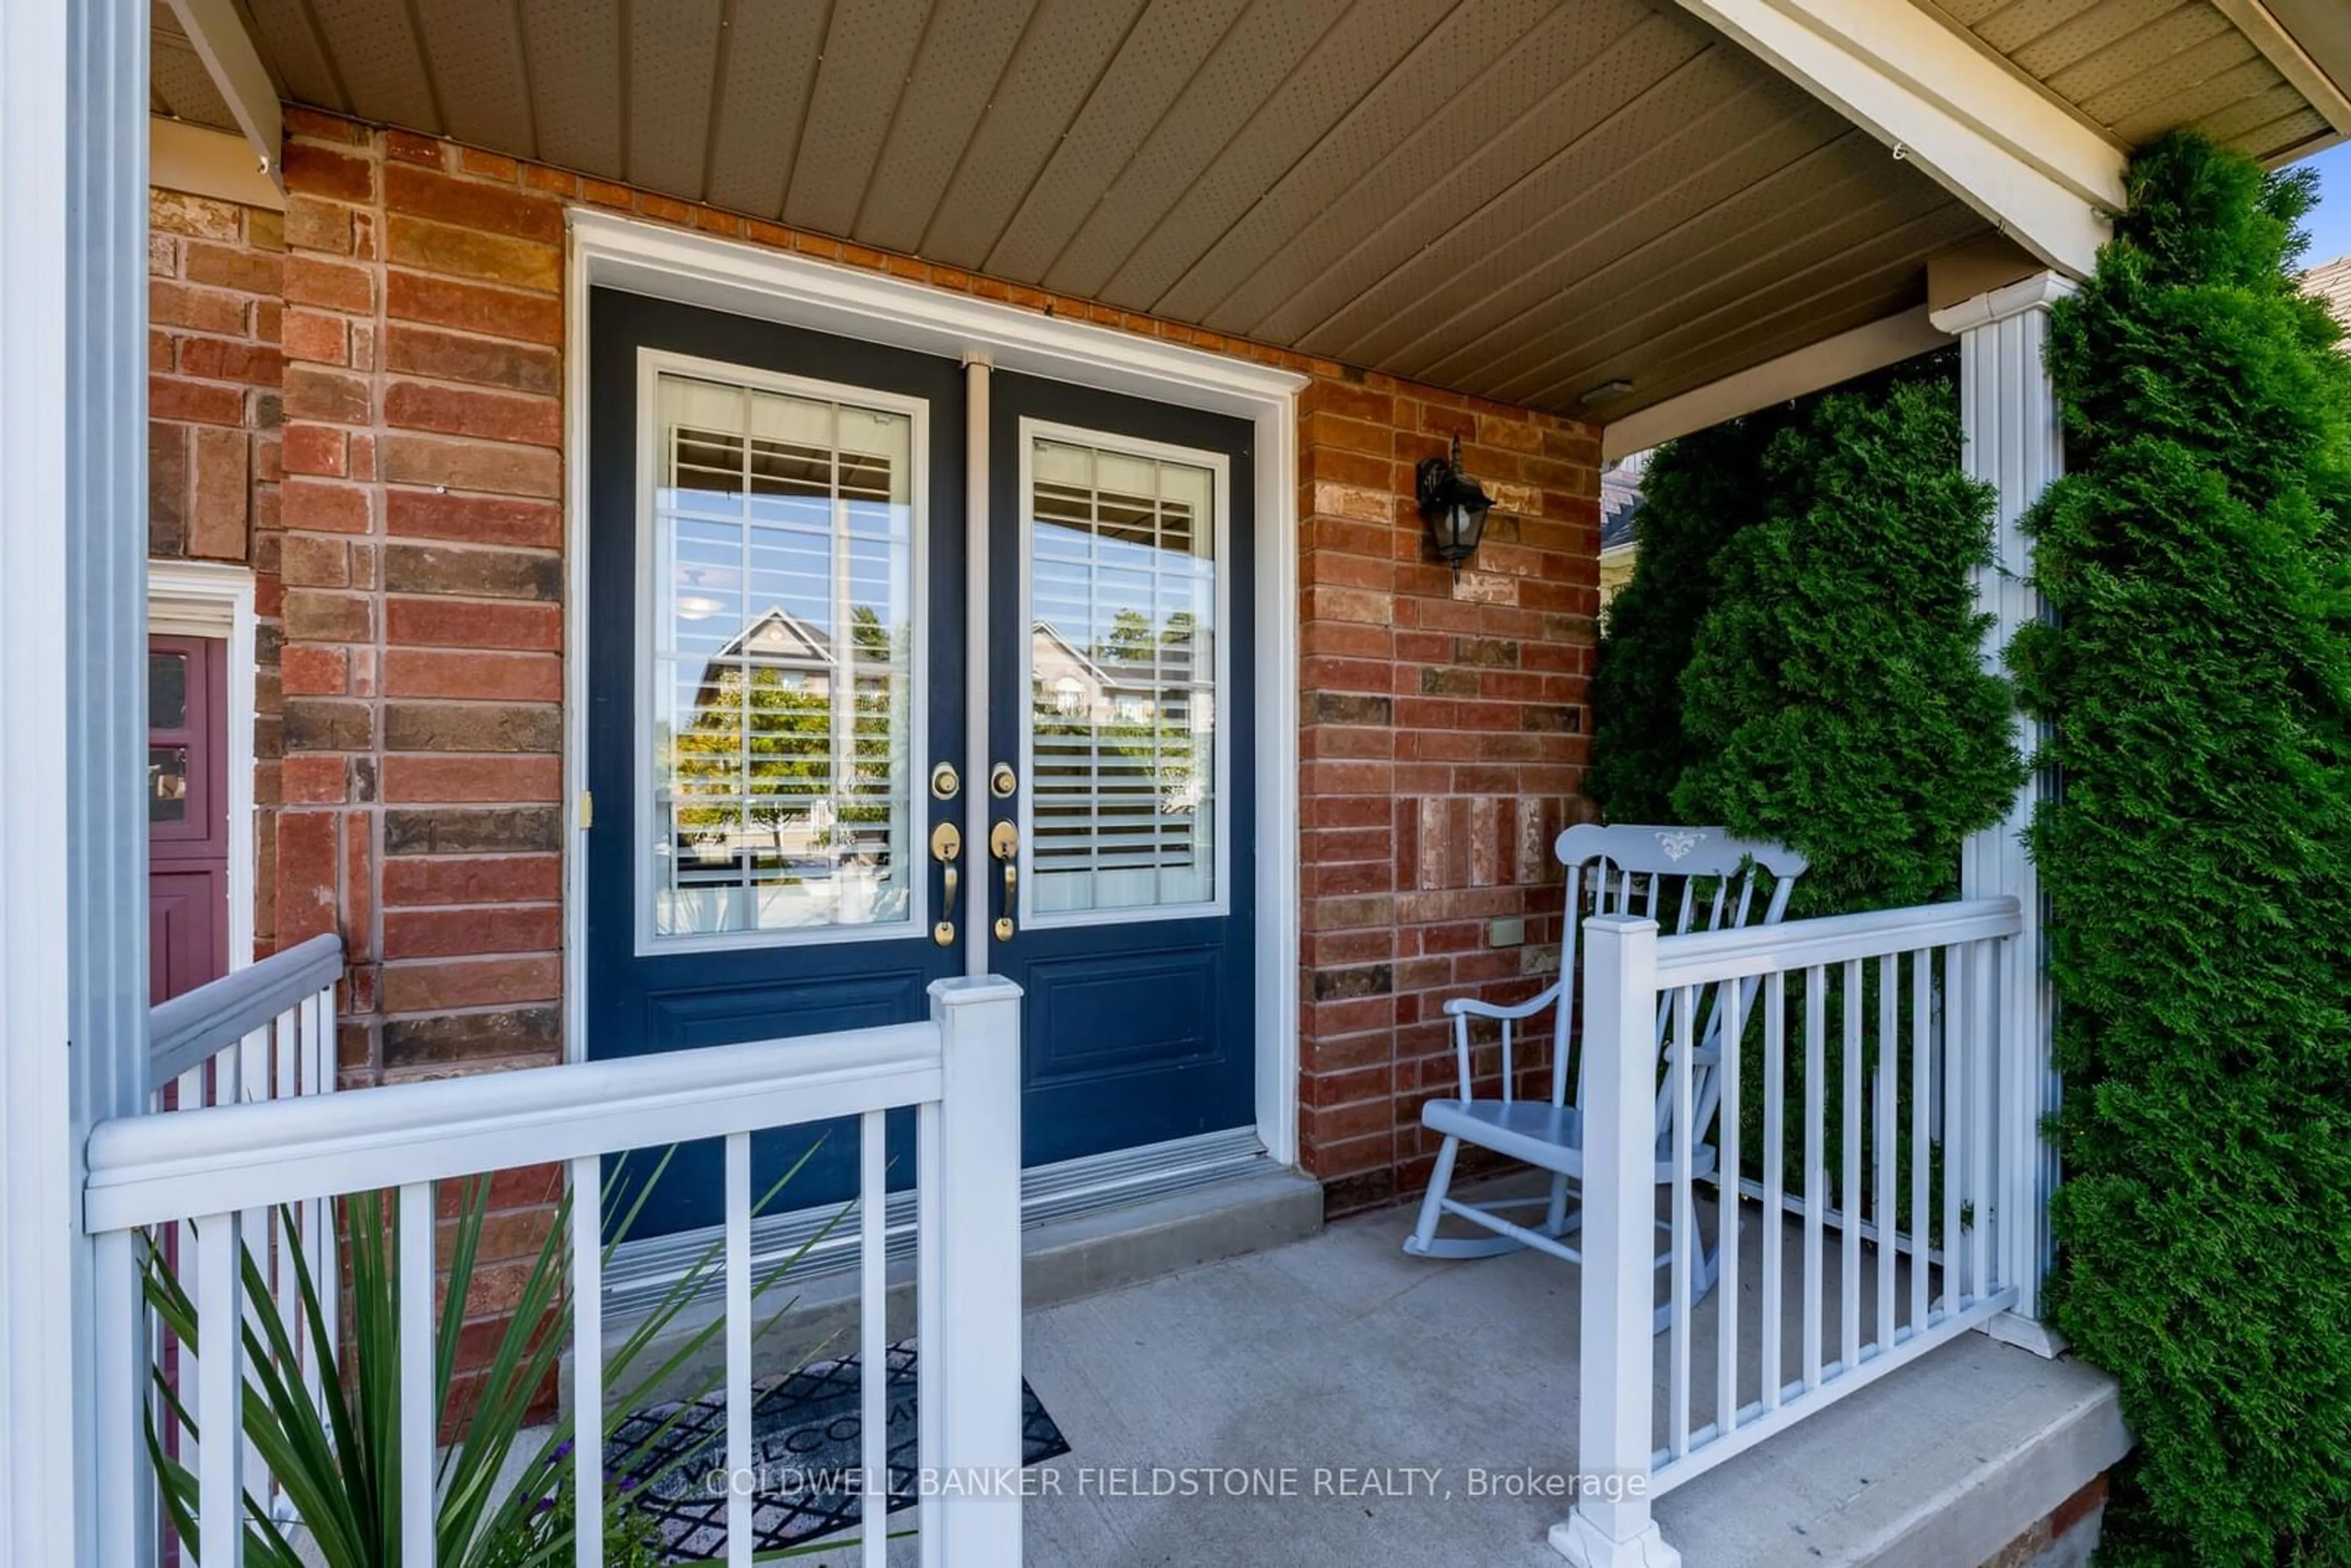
[1030,614,1210,891]
[666,604,904,915]
[1030,620,1202,728]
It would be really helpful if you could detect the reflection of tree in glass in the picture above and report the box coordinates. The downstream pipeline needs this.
[670,605,907,869]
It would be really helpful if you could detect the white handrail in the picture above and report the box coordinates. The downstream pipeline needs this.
[88,1013,965,1233]
[1651,896,2019,986]
[148,932,343,1089]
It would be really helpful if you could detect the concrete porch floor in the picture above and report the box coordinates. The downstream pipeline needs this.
[1008,1198,2128,1568]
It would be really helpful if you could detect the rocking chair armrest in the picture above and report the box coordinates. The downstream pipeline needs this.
[1665,1043,1721,1068]
[1441,983,1565,1101]
[1441,983,1564,1024]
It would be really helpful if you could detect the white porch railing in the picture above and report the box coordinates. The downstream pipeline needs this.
[84,973,1026,1568]
[147,934,346,1526]
[1558,896,2023,1567]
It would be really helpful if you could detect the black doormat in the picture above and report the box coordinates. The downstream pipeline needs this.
[606,1341,1070,1559]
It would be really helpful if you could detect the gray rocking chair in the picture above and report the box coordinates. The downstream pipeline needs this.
[1404,823,1807,1330]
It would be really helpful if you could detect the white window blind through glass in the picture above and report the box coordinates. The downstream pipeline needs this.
[647,373,917,940]
[1027,437,1218,917]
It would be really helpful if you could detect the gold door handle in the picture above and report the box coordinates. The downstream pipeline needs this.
[990,821,1018,940]
[931,821,962,947]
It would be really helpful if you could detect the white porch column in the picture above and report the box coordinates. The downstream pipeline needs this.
[1,0,153,1561]
[1930,272,2076,1352]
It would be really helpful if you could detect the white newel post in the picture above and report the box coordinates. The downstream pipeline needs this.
[927,976,1026,1566]
[1932,273,2077,1352]
[1553,915,1677,1568]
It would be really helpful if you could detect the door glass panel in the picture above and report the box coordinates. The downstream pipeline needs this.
[149,651,188,729]
[149,745,190,823]
[648,372,917,941]
[1028,436,1218,917]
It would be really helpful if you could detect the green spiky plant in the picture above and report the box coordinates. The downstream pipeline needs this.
[2013,130,2351,1563]
[144,1145,866,1566]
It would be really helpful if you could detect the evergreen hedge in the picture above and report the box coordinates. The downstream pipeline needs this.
[1587,363,2020,914]
[1585,418,1783,824]
[2014,131,2351,1562]
[1672,380,2024,913]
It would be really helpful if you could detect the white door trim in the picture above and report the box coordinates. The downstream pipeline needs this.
[563,211,1307,1167]
[147,559,258,973]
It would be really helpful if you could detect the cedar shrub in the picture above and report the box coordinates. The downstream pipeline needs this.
[1671,379,2024,913]
[1586,418,1783,823]
[2016,130,2351,1563]
[1588,360,2022,914]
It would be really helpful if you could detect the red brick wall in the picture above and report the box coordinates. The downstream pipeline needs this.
[235,110,1601,1214]
[1296,383,1600,1215]
[273,116,568,1081]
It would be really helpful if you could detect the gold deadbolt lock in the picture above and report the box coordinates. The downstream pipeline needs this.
[930,820,962,947]
[989,762,1018,798]
[929,762,961,800]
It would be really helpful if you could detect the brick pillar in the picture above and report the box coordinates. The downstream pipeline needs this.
[1295,374,1602,1214]
[277,114,567,1084]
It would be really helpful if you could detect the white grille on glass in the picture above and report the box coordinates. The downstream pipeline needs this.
[1028,437,1218,917]
[650,374,917,939]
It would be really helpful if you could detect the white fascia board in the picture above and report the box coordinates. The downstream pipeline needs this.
[164,0,283,190]
[1674,0,2123,279]
[1601,306,1952,461]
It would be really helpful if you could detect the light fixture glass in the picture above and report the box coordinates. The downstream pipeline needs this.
[1415,433,1494,577]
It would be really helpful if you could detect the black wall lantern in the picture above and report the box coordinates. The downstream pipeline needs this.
[1415,433,1494,577]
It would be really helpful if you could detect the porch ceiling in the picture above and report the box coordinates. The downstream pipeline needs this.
[168,0,2343,422]
[1935,0,2344,167]
[151,1,238,130]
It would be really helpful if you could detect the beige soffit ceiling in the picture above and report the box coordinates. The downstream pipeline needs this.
[1933,0,2343,166]
[223,0,2008,422]
[152,0,241,131]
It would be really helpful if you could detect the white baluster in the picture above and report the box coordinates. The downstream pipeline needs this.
[1941,944,1965,1315]
[309,991,339,1370]
[1840,960,1862,1375]
[726,1131,752,1567]
[1970,938,1996,1297]
[1716,977,1742,1436]
[1875,955,1897,1354]
[1668,985,1695,1460]
[860,1110,888,1568]
[197,1212,244,1568]
[1761,972,1785,1413]
[1910,950,1931,1333]
[1802,966,1825,1392]
[399,1182,435,1567]
[571,1157,605,1568]
[916,1100,945,1568]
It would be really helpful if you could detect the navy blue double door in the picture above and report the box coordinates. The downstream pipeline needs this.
[585,290,1256,1235]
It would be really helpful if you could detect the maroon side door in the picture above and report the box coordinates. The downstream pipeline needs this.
[148,634,231,1002]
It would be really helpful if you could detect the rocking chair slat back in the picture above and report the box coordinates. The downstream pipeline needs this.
[1554,825,1808,1132]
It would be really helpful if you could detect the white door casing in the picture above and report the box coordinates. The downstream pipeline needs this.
[563,212,1307,1166]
